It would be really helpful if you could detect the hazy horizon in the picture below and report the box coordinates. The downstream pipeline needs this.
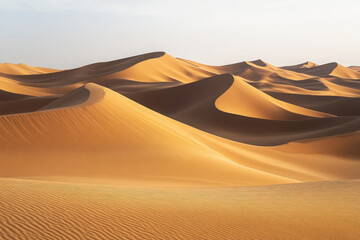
[1,0,359,69]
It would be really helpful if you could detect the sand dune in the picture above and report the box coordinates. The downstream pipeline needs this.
[0,63,58,75]
[1,52,359,239]
[282,61,318,70]
[180,58,314,81]
[178,57,360,97]
[284,62,360,79]
[215,75,332,120]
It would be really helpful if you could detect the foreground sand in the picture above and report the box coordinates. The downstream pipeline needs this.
[0,178,359,240]
[1,52,359,239]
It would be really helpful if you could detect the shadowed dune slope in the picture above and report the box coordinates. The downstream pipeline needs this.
[0,178,359,240]
[0,96,56,115]
[267,91,360,116]
[0,89,31,101]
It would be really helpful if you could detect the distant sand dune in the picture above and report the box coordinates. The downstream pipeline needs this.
[0,63,59,75]
[284,62,360,79]
[350,66,360,72]
[266,91,360,116]
[282,61,319,70]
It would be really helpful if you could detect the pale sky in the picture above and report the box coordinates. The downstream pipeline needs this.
[0,0,359,69]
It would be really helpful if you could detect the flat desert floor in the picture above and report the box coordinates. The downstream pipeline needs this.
[1,52,360,239]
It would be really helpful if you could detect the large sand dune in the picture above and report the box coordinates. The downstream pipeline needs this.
[1,52,359,239]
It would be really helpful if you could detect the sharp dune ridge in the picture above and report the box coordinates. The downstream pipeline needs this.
[1,51,360,239]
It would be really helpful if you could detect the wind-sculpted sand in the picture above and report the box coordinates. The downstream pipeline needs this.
[0,178,359,240]
[1,52,359,239]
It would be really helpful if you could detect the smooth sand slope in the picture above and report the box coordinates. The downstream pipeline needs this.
[1,52,360,239]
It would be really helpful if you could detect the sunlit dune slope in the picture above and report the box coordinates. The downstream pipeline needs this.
[111,53,215,83]
[0,178,359,240]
